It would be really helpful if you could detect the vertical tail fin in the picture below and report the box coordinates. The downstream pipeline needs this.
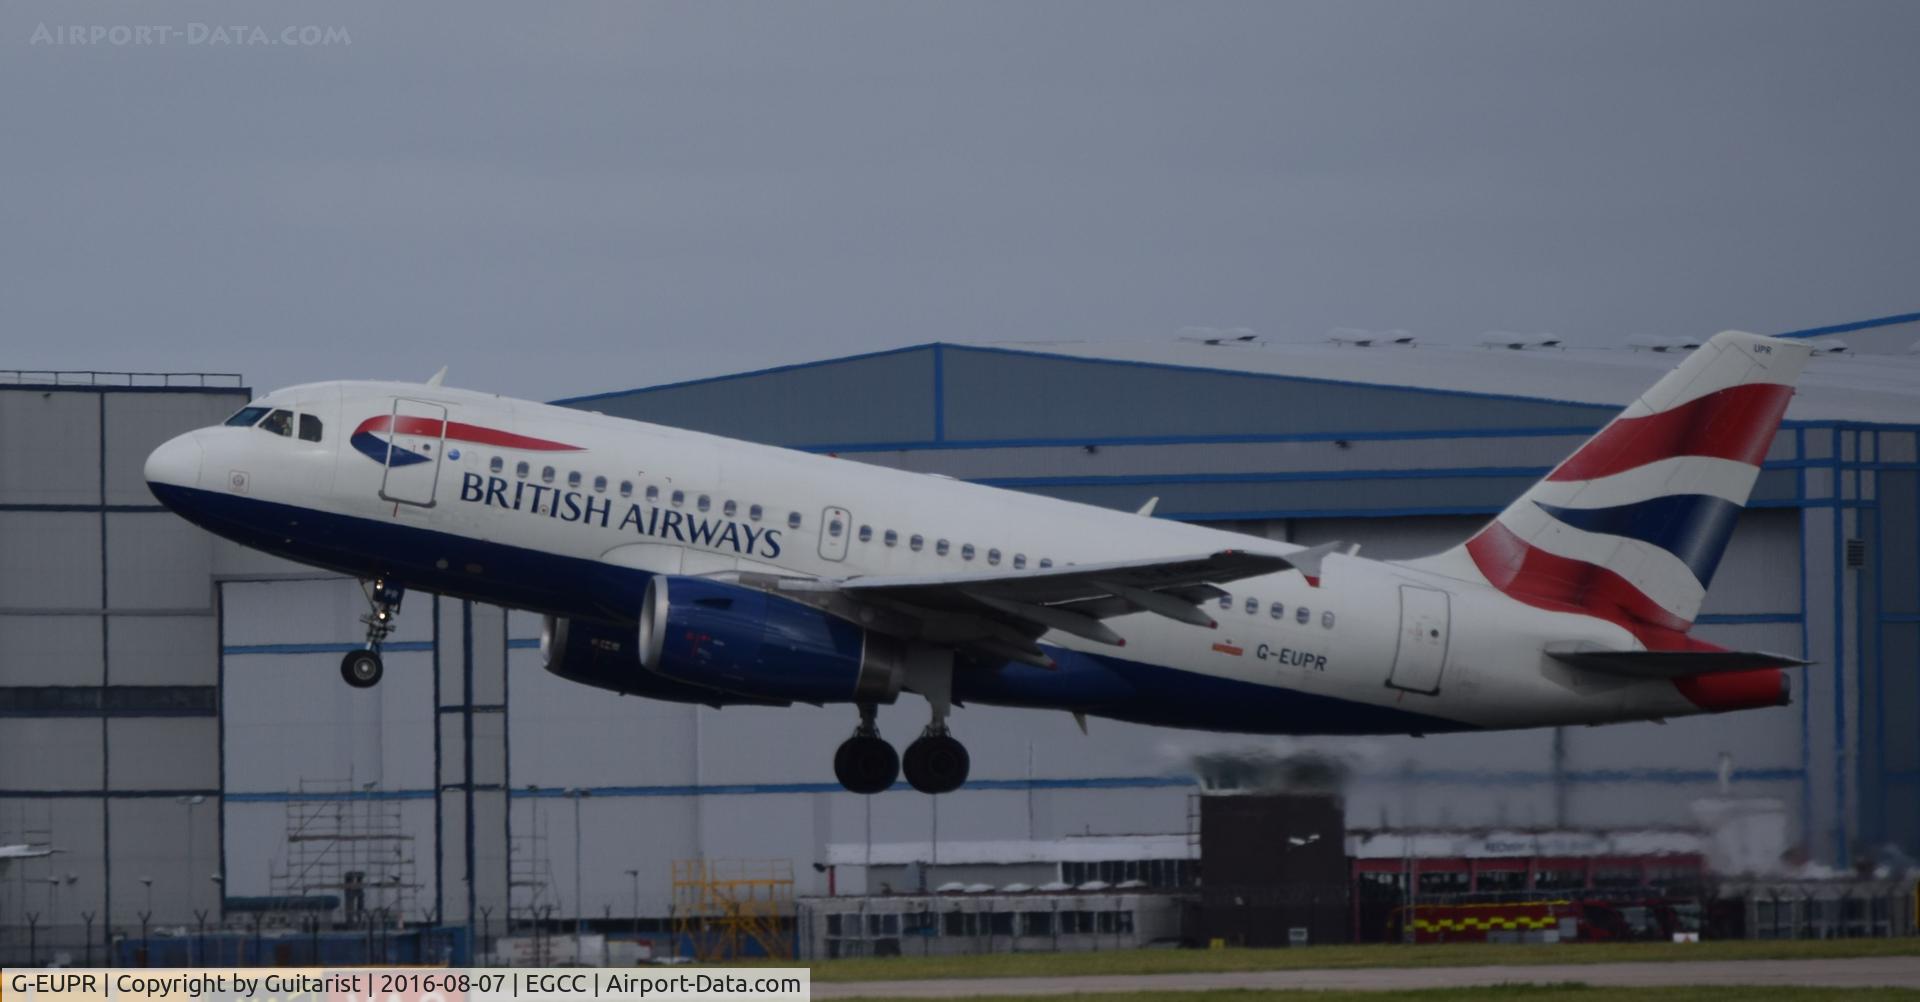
[1425,331,1812,642]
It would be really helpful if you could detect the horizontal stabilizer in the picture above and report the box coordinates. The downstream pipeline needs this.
[1546,643,1807,679]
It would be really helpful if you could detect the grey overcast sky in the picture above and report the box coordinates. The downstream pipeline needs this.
[3,1,1916,401]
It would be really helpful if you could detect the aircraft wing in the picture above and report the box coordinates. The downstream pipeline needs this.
[757,547,1329,668]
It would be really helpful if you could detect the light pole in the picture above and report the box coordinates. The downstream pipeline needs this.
[177,795,206,916]
[624,869,640,937]
[139,876,154,966]
[47,876,61,952]
[565,789,590,963]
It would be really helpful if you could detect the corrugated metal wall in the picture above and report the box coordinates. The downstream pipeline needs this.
[0,382,244,965]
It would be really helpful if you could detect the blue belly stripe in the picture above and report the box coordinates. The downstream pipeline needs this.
[151,482,1473,737]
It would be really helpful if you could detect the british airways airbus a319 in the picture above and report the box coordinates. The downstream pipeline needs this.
[144,332,1812,794]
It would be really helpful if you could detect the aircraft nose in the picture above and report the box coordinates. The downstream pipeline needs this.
[144,431,204,491]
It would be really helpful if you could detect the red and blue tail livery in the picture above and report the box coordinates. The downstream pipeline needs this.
[1450,330,1811,646]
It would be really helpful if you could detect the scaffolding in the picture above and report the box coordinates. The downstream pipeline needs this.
[507,799,558,963]
[671,859,795,961]
[270,779,421,927]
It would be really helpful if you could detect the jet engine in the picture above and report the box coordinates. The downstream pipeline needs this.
[638,576,905,704]
[541,615,786,707]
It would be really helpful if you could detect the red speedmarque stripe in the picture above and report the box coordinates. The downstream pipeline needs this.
[354,415,583,452]
[1546,383,1793,482]
[1465,522,1692,642]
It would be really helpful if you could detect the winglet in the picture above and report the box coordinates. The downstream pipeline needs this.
[1136,497,1159,517]
[1288,541,1357,586]
[426,365,449,388]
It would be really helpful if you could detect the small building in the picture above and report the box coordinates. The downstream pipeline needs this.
[822,834,1198,896]
[799,890,1183,959]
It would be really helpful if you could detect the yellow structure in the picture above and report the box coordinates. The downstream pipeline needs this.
[671,859,795,961]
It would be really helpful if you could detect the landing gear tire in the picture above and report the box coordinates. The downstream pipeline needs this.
[340,649,384,688]
[834,736,899,795]
[342,577,405,689]
[902,733,970,795]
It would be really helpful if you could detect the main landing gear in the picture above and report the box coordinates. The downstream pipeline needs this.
[832,657,972,795]
[340,578,404,689]
[833,703,899,795]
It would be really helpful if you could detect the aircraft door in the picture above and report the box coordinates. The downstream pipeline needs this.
[377,398,449,508]
[818,506,851,561]
[1387,585,1449,695]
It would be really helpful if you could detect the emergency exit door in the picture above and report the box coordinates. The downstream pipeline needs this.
[1387,585,1450,695]
[818,506,852,561]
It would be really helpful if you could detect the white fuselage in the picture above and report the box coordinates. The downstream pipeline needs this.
[145,379,1718,734]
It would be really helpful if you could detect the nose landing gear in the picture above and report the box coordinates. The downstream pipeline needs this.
[833,702,899,794]
[339,578,404,689]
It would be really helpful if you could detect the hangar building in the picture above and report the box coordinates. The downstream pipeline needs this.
[2,311,1917,962]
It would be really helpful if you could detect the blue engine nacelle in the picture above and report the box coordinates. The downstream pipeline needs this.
[541,615,788,707]
[638,576,905,704]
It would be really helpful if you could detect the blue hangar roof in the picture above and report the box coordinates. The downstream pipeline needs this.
[555,312,1918,522]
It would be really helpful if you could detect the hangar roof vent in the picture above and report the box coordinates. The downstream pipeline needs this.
[1175,326,1263,347]
[1625,334,1704,353]
[1478,332,1564,350]
[1328,328,1416,347]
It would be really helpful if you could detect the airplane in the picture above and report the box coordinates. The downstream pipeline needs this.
[144,331,1812,795]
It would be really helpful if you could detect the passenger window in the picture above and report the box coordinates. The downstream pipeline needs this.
[1013,553,1026,569]
[723,500,737,517]
[909,534,924,552]
[749,504,763,522]
[1322,611,1335,629]
[593,475,607,493]
[961,544,976,561]
[646,485,660,503]
[936,539,950,556]
[541,466,555,484]
[1039,558,1053,569]
[1296,606,1311,625]
[516,461,530,479]
[1270,602,1284,620]
[619,480,633,498]
[1218,594,1232,610]
[567,471,582,488]
[788,512,802,529]
[671,490,685,507]
[298,414,323,442]
[224,406,269,427]
[490,456,504,474]
[883,530,898,547]
[259,409,294,437]
[828,519,844,538]
[987,548,1001,566]
[858,525,873,542]
[1245,597,1258,615]
[697,494,711,512]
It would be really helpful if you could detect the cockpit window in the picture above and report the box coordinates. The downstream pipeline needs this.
[224,406,270,428]
[259,409,294,437]
[298,414,323,443]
